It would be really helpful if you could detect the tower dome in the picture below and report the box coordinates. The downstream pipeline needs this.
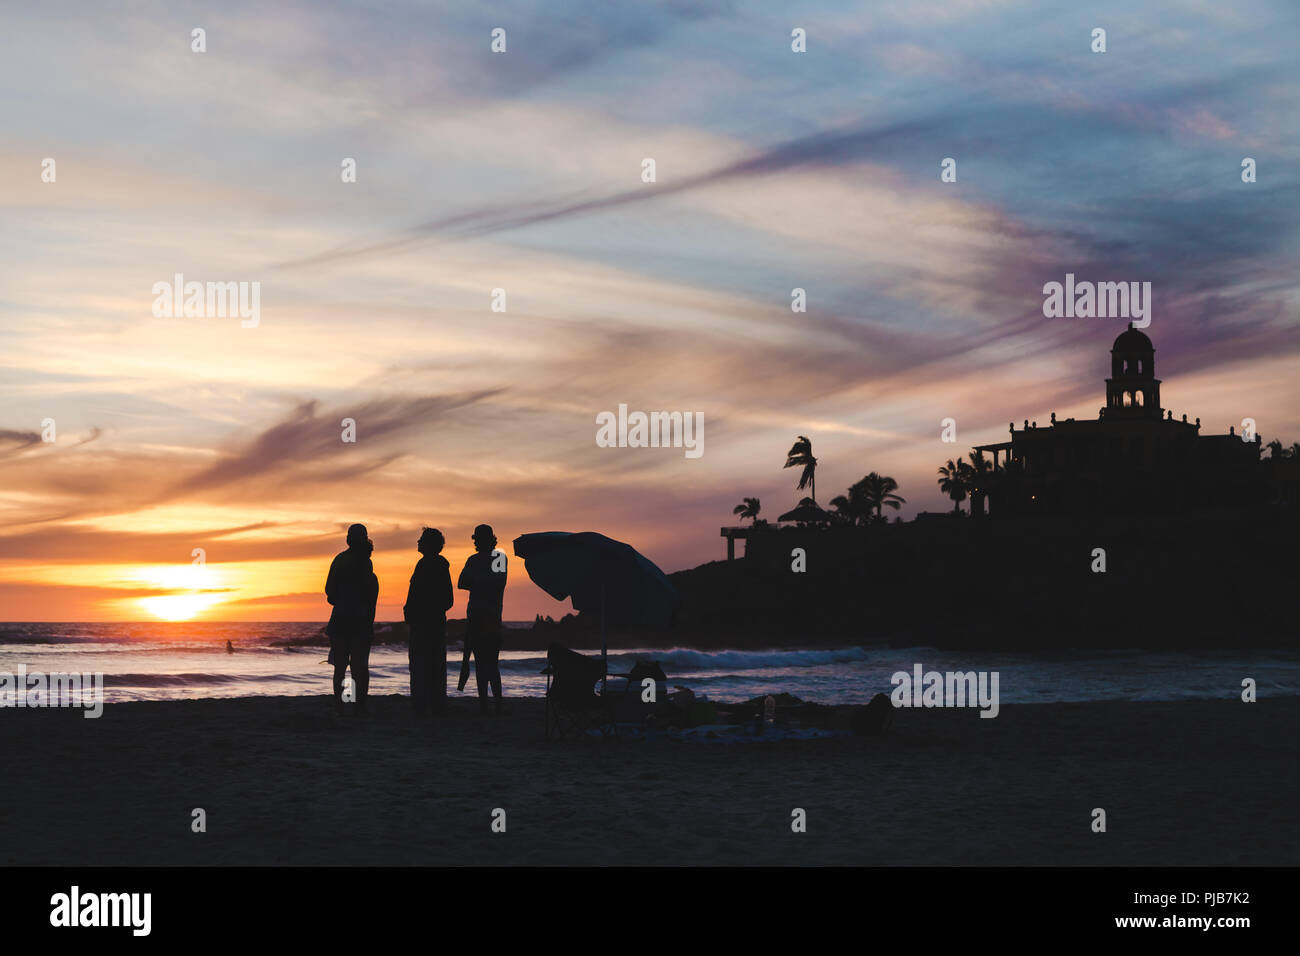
[1105,323,1161,418]
[1112,324,1153,355]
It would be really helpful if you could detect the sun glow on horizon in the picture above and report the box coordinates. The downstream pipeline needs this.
[136,591,224,621]
[130,563,227,622]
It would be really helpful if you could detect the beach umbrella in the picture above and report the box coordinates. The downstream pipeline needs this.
[512,531,678,688]
[777,497,832,523]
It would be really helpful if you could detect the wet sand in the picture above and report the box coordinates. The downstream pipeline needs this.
[2,695,1295,866]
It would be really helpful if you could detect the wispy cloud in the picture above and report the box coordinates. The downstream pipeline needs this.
[2,0,1297,619]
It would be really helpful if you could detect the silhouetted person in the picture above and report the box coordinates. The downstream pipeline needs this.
[852,693,895,736]
[225,640,234,654]
[326,524,378,716]
[404,527,453,717]
[457,524,506,714]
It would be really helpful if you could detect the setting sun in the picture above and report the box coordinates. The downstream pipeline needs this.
[137,592,224,621]
[129,563,227,621]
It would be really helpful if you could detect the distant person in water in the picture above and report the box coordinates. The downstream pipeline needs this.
[457,524,506,714]
[226,640,234,654]
[325,523,379,716]
[404,527,453,717]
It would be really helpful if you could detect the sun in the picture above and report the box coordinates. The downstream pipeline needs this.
[130,563,227,621]
[137,592,223,622]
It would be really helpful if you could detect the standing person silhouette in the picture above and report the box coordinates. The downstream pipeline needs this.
[325,524,378,716]
[404,527,453,717]
[457,524,506,715]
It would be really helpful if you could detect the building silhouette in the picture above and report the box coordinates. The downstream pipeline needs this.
[974,325,1267,516]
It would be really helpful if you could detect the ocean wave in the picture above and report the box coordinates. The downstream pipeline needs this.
[497,646,871,673]
[0,631,105,645]
[624,646,870,671]
[100,672,320,687]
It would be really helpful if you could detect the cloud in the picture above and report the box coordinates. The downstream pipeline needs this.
[272,116,941,270]
[0,521,321,563]
[167,390,504,498]
[3,0,1299,622]
[0,429,42,458]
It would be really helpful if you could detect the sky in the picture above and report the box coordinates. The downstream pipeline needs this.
[1,0,1298,622]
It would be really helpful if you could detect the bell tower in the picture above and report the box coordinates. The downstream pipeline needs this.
[1105,323,1161,419]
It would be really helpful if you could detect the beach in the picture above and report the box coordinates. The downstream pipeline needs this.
[3,694,1295,866]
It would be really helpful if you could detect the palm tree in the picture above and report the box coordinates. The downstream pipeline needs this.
[829,492,863,525]
[965,451,993,516]
[1265,440,1299,460]
[784,435,818,502]
[830,474,904,526]
[937,458,970,513]
[732,497,761,523]
[854,472,905,521]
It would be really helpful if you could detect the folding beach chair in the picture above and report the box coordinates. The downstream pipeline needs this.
[542,643,615,740]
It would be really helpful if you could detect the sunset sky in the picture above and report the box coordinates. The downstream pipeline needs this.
[2,0,1298,622]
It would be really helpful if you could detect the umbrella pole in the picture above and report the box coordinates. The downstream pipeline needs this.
[601,581,607,695]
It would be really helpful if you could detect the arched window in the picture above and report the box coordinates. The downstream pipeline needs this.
[1137,359,1143,374]
[1122,359,1129,374]
[1135,390,1144,406]
[1123,391,1132,407]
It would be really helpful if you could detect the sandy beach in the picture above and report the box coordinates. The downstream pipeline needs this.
[3,694,1295,867]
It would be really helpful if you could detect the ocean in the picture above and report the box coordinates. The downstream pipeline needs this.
[1,622,1297,706]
